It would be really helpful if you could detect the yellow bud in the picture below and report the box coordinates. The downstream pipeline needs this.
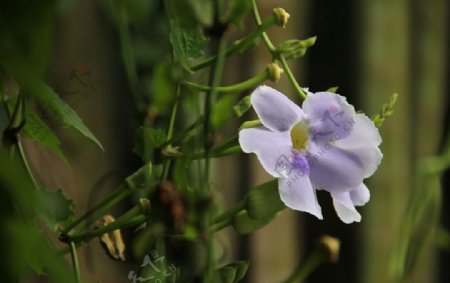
[267,63,284,82]
[273,8,290,28]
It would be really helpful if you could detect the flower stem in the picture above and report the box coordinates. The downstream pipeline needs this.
[183,69,269,93]
[190,15,277,71]
[69,241,81,283]
[61,184,132,236]
[159,115,205,148]
[250,0,276,52]
[211,200,246,232]
[69,215,146,243]
[278,55,307,100]
[250,0,307,100]
[161,85,181,181]
[281,247,326,283]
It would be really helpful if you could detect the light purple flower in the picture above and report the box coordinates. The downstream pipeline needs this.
[239,86,382,223]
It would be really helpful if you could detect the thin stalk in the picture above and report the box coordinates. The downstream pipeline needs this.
[281,248,326,283]
[250,0,307,100]
[69,215,146,243]
[61,184,132,236]
[69,241,81,283]
[183,69,269,93]
[17,140,40,190]
[190,16,277,71]
[250,0,276,52]
[211,199,246,232]
[161,85,181,181]
[279,55,307,100]
[117,4,141,114]
[159,115,205,148]
[213,199,245,224]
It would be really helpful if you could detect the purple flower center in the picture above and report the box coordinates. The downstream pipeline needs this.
[290,149,310,175]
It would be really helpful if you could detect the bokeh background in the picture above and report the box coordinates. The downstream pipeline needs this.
[1,0,449,282]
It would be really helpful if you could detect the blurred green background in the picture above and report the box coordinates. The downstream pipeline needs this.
[0,0,449,282]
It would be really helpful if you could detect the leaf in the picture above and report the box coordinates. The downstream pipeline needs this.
[245,180,285,220]
[151,60,177,115]
[215,266,237,283]
[327,86,339,93]
[2,61,104,150]
[228,0,252,27]
[232,210,277,234]
[233,95,251,117]
[37,188,75,233]
[22,107,68,163]
[170,21,208,62]
[211,93,239,130]
[133,127,167,162]
[216,261,249,282]
[239,119,262,129]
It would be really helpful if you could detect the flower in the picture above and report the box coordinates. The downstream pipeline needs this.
[239,86,382,223]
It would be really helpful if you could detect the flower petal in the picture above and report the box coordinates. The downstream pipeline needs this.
[307,142,368,193]
[251,85,303,132]
[335,114,382,148]
[239,126,292,177]
[331,191,361,223]
[303,92,356,143]
[278,172,323,219]
[350,183,370,206]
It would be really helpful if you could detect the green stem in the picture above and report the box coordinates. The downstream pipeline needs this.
[161,85,181,181]
[183,69,269,93]
[69,241,81,283]
[61,184,132,236]
[69,215,146,243]
[17,140,40,190]
[161,136,242,160]
[250,0,276,52]
[211,200,246,232]
[250,0,306,100]
[281,248,326,283]
[159,115,205,148]
[190,16,277,71]
[117,3,142,114]
[278,55,307,100]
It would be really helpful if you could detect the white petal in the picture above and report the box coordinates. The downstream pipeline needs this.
[278,173,323,219]
[350,183,370,206]
[251,85,303,132]
[303,92,356,143]
[335,113,382,148]
[331,191,361,224]
[239,126,292,177]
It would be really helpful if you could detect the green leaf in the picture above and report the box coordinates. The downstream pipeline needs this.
[4,91,67,163]
[151,60,177,115]
[2,62,104,150]
[228,0,252,27]
[233,209,277,234]
[170,21,208,62]
[133,127,167,162]
[37,188,75,233]
[233,95,251,117]
[211,93,239,130]
[327,86,339,93]
[216,266,237,283]
[239,119,262,129]
[245,180,284,220]
[217,261,249,282]
[22,108,68,163]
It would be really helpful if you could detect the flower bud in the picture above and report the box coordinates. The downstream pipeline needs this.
[318,235,340,263]
[267,63,284,82]
[273,8,290,28]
